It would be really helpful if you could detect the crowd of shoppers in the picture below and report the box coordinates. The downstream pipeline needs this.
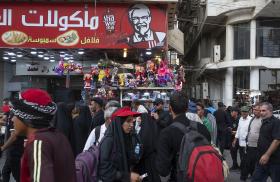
[0,88,279,182]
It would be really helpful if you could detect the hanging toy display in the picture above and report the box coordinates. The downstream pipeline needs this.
[146,60,156,87]
[135,65,146,86]
[98,69,106,82]
[175,66,185,91]
[104,68,111,85]
[157,61,168,87]
[110,67,119,87]
[74,63,83,74]
[84,73,92,89]
[166,65,174,86]
[54,60,65,76]
[118,73,125,87]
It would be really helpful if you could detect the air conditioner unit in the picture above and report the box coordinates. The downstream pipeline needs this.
[213,45,221,63]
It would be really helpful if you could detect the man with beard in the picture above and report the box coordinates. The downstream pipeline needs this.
[252,102,280,181]
[127,4,166,48]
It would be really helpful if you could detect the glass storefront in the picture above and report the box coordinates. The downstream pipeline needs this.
[233,22,250,59]
[257,18,280,57]
[260,69,280,110]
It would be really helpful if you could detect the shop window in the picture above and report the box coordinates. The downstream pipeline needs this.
[260,69,280,91]
[233,23,250,59]
[260,69,280,110]
[233,67,250,91]
[257,19,280,57]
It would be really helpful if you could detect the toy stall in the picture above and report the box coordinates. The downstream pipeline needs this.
[54,54,185,108]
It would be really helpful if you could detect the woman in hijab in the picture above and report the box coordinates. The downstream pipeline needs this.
[72,103,92,155]
[133,113,160,182]
[52,102,76,155]
[98,107,142,182]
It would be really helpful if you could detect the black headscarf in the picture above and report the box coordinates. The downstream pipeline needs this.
[135,113,160,182]
[52,102,76,155]
[53,102,72,138]
[72,104,92,155]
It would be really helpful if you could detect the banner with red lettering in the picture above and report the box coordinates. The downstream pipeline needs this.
[0,3,167,49]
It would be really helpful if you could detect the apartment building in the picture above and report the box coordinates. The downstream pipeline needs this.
[179,0,280,107]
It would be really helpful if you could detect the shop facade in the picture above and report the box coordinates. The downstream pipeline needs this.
[0,1,182,107]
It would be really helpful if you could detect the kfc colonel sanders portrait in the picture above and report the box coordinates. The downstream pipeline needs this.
[127,4,166,48]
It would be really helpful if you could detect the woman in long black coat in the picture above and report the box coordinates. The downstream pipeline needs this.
[52,102,76,155]
[72,104,92,155]
[134,113,160,182]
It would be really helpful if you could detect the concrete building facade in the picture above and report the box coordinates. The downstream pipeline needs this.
[179,0,280,108]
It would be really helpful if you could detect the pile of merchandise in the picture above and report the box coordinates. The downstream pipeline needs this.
[55,58,185,91]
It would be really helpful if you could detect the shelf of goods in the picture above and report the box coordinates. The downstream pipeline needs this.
[120,87,174,107]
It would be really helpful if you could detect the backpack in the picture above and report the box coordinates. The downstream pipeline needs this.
[173,121,224,182]
[75,126,101,182]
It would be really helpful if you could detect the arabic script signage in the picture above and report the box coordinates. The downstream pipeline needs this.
[0,3,167,49]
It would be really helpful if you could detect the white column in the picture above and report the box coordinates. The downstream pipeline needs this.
[225,68,234,107]
[224,24,234,106]
[250,20,259,91]
[250,68,259,90]
[225,24,234,61]
[250,20,256,60]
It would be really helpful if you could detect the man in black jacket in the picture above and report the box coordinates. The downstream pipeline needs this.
[229,107,241,170]
[252,102,280,181]
[155,92,211,182]
[214,102,231,154]
[151,98,171,135]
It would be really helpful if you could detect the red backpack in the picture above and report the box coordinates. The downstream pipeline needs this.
[172,121,224,182]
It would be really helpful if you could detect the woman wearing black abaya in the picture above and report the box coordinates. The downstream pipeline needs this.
[72,103,92,155]
[133,113,160,182]
[98,107,142,182]
[52,102,76,155]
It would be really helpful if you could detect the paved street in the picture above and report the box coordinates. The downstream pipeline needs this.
[224,150,242,182]
[224,150,271,182]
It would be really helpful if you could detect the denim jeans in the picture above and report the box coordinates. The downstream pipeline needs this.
[252,163,280,182]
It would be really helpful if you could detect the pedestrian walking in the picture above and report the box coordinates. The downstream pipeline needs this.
[1,114,24,182]
[252,102,280,182]
[72,104,92,155]
[132,99,149,113]
[232,106,252,181]
[241,103,262,180]
[52,102,76,155]
[151,98,171,135]
[133,113,160,182]
[229,107,241,170]
[185,100,203,124]
[155,92,211,181]
[10,88,76,182]
[90,97,105,130]
[196,103,212,134]
[214,102,231,154]
[83,106,118,151]
[98,107,142,182]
